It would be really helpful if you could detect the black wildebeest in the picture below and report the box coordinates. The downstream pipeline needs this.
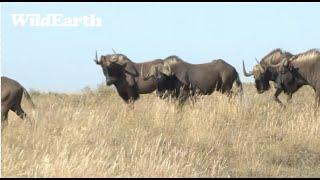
[94,51,178,103]
[1,76,35,127]
[243,48,320,106]
[144,56,243,100]
[270,49,320,107]
[243,48,294,104]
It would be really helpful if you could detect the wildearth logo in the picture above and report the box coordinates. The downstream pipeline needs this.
[11,14,102,27]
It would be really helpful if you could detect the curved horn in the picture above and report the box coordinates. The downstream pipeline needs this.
[110,57,118,63]
[94,50,100,64]
[112,48,117,54]
[242,61,253,77]
[269,58,288,68]
[255,58,259,64]
[269,63,282,68]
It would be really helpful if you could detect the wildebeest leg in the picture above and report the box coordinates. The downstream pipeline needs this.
[227,91,235,100]
[117,91,129,103]
[127,99,135,109]
[273,88,283,105]
[189,88,201,106]
[316,91,320,108]
[313,91,320,116]
[177,89,188,106]
[126,88,139,109]
[12,105,34,126]
[1,106,9,128]
[1,106,9,121]
[127,88,138,101]
[117,91,134,110]
[286,93,293,103]
[221,83,233,98]
[11,104,27,120]
[2,112,8,123]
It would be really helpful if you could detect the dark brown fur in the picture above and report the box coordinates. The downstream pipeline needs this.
[151,56,242,99]
[1,76,35,126]
[243,49,294,103]
[95,53,174,103]
[276,49,320,107]
[244,48,320,106]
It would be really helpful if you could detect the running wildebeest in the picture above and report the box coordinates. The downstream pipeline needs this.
[94,51,178,103]
[143,55,243,101]
[243,48,320,106]
[270,49,320,107]
[1,76,35,127]
[243,48,295,104]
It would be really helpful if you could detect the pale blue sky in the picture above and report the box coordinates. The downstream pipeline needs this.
[1,2,320,92]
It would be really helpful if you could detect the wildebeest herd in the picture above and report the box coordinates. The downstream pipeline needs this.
[1,48,320,128]
[94,52,243,104]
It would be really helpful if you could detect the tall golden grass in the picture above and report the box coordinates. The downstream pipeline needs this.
[1,83,320,177]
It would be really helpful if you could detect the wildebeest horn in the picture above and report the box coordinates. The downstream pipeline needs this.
[269,58,288,68]
[112,48,117,54]
[110,57,118,63]
[269,62,282,68]
[242,61,253,77]
[255,58,259,64]
[94,50,100,65]
[109,52,120,63]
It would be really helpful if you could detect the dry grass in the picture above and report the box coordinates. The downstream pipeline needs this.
[1,83,320,177]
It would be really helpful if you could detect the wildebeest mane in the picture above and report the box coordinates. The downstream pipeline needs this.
[260,48,293,65]
[290,49,320,63]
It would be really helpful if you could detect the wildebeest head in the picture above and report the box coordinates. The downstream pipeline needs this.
[269,58,292,74]
[243,49,294,94]
[269,58,297,90]
[143,63,171,82]
[150,56,188,85]
[94,51,139,86]
[243,60,271,93]
[143,62,182,99]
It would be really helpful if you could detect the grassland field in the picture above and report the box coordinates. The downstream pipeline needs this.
[1,83,320,177]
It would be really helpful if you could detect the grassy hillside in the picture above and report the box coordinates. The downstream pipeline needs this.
[1,83,320,177]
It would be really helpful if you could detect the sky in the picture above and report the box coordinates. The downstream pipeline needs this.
[1,2,320,93]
